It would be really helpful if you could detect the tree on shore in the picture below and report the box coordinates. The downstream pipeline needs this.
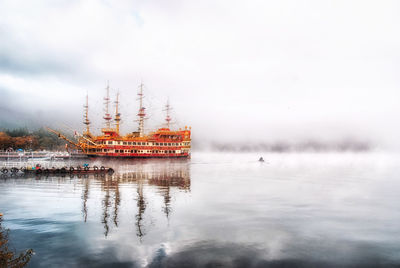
[0,128,69,151]
[0,214,33,267]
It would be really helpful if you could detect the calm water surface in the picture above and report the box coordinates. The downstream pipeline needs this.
[1,152,400,267]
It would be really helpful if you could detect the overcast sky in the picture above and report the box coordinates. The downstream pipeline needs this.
[0,0,399,148]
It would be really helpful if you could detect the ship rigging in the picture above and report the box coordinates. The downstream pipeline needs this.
[48,83,191,158]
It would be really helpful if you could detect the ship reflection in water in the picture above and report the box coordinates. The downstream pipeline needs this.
[0,159,193,267]
[2,153,400,267]
[88,163,191,239]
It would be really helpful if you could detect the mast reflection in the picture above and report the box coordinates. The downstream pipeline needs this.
[94,162,190,239]
[136,180,146,239]
[115,163,191,240]
[100,175,121,237]
[82,179,89,222]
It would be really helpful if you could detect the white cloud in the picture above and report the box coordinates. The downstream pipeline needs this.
[0,0,399,147]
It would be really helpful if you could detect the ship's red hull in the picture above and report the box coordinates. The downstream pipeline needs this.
[86,153,190,158]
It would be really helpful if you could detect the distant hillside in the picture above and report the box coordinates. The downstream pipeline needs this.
[0,127,70,151]
[202,139,372,152]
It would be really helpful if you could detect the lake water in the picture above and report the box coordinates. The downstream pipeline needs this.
[1,152,400,267]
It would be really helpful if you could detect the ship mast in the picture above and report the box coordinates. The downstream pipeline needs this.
[83,93,91,136]
[137,83,146,137]
[164,98,172,129]
[103,82,112,129]
[114,91,121,135]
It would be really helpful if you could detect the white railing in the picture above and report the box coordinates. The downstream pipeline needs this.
[0,151,71,159]
[0,159,70,170]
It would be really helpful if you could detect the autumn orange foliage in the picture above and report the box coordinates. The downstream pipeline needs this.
[0,128,66,151]
[0,132,38,151]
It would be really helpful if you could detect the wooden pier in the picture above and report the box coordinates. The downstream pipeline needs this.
[1,165,114,175]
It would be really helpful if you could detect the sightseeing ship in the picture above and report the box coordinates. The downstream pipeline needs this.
[48,83,191,158]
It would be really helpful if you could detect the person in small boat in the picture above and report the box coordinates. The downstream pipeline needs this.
[259,157,264,162]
